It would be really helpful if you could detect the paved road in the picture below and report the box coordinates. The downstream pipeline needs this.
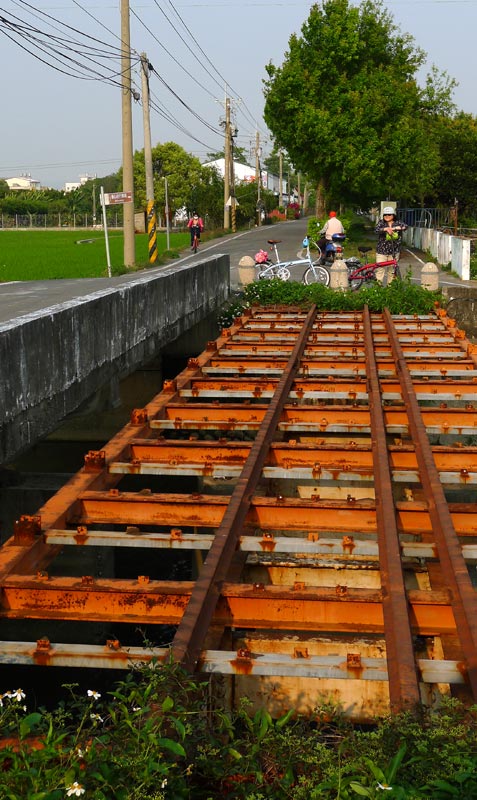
[0,218,472,325]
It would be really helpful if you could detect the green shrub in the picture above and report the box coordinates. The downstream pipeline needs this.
[1,667,477,799]
[229,275,443,317]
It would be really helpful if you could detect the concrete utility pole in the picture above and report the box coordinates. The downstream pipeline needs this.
[223,96,231,230]
[121,0,135,267]
[92,176,97,227]
[255,130,261,226]
[279,150,283,209]
[141,53,158,264]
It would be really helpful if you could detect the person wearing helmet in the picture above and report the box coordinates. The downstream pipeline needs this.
[374,206,408,284]
[187,212,204,249]
[317,210,345,262]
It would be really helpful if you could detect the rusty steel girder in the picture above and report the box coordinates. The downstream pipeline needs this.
[1,304,477,720]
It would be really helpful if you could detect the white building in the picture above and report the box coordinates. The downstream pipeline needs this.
[204,158,289,200]
[64,174,96,193]
[5,174,41,191]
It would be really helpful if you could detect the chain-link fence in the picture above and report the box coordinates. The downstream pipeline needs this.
[0,213,123,229]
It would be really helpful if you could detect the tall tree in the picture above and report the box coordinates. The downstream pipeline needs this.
[263,0,454,212]
[431,112,477,216]
[133,141,205,219]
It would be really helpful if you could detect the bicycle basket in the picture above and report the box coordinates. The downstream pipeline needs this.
[254,249,268,264]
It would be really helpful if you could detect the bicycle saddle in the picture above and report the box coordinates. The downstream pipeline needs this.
[267,239,281,245]
[358,246,372,254]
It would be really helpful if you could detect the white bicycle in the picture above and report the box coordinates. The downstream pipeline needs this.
[255,238,330,286]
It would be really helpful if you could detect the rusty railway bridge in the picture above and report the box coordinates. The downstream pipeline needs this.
[3,304,477,720]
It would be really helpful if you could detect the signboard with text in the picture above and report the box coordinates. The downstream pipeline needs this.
[104,191,133,206]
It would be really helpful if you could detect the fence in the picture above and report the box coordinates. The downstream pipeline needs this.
[0,213,122,229]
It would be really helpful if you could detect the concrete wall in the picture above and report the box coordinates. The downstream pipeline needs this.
[0,255,230,465]
[403,227,471,280]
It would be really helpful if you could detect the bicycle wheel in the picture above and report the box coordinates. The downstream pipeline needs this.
[303,265,330,286]
[192,235,199,253]
[276,267,291,281]
[349,276,365,292]
[257,261,273,279]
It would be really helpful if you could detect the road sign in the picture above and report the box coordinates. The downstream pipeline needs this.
[104,191,133,206]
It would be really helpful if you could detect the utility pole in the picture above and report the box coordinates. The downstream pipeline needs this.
[141,53,158,264]
[121,0,135,267]
[255,130,261,226]
[279,150,283,210]
[223,96,231,230]
[92,175,97,227]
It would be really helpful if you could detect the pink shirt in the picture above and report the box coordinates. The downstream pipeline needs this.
[321,217,344,240]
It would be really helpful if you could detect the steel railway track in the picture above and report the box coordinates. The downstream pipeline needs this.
[2,304,477,719]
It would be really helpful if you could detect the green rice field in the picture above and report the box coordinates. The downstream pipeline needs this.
[0,230,190,281]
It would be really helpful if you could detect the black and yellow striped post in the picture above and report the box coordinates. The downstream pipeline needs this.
[147,200,158,264]
[231,195,238,233]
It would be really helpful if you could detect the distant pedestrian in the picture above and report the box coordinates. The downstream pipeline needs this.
[375,206,408,284]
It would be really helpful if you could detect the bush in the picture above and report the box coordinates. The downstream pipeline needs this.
[1,667,477,799]
[230,274,443,316]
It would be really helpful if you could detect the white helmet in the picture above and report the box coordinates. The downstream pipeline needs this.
[382,206,395,215]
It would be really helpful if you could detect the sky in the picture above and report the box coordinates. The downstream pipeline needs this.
[0,0,476,191]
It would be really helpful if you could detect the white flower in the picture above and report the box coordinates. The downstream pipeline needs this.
[66,782,86,797]
[377,782,393,791]
[132,706,141,712]
[89,713,103,723]
[161,778,168,788]
[9,689,26,702]
[87,689,101,700]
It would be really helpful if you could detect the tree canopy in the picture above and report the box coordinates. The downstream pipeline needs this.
[431,112,477,217]
[263,0,455,210]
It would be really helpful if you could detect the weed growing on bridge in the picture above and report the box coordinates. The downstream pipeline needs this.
[1,662,477,799]
[218,277,443,327]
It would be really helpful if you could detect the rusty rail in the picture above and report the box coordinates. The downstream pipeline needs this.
[363,307,420,711]
[171,305,317,671]
[384,307,477,697]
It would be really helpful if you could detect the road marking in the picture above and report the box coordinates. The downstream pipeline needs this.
[404,247,425,265]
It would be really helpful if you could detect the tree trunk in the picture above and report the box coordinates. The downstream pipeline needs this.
[315,178,326,217]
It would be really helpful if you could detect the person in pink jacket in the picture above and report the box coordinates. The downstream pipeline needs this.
[187,213,204,249]
[317,211,344,258]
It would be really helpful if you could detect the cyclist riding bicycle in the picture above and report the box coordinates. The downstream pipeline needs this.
[374,206,408,284]
[187,213,204,249]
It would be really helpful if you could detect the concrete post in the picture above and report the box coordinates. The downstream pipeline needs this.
[421,262,439,291]
[238,256,256,287]
[330,259,349,290]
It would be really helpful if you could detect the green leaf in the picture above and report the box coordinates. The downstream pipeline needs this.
[170,716,186,740]
[157,737,186,757]
[349,783,372,797]
[162,695,174,712]
[388,743,407,784]
[276,707,295,728]
[19,712,42,738]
